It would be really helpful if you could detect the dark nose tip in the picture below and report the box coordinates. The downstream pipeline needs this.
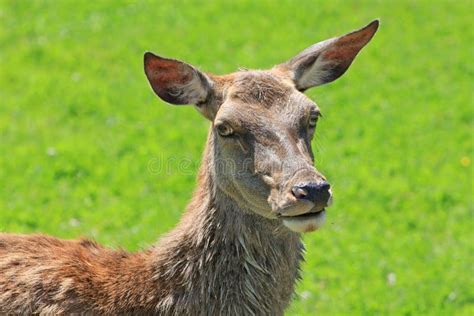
[291,181,331,206]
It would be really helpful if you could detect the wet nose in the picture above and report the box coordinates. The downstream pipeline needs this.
[291,182,331,206]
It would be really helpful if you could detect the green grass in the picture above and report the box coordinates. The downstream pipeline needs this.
[0,0,472,314]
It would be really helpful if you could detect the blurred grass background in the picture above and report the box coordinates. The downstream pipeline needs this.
[0,0,472,314]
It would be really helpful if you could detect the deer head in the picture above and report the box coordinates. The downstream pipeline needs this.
[144,20,378,233]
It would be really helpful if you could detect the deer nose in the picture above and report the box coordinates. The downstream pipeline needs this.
[291,182,331,206]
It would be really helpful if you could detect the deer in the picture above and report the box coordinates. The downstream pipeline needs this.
[0,20,378,315]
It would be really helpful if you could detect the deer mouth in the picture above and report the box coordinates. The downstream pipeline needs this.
[280,209,326,233]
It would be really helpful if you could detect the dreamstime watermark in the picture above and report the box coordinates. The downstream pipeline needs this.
[147,155,315,176]
[148,156,198,176]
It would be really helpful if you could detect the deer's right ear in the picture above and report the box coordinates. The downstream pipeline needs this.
[144,52,213,105]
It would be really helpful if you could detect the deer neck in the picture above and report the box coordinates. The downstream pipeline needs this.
[151,130,304,314]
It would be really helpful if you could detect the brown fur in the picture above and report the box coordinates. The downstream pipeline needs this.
[0,20,378,315]
[0,140,302,315]
[231,71,292,108]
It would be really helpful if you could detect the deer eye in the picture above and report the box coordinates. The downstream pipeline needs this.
[215,123,234,137]
[308,112,320,128]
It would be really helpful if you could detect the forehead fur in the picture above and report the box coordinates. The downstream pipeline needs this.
[230,71,293,108]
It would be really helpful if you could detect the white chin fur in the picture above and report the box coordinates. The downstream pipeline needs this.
[282,211,326,233]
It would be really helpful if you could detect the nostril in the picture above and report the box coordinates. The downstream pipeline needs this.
[292,182,331,204]
[291,186,308,199]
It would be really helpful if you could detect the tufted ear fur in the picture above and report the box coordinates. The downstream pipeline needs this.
[280,20,379,91]
[144,52,213,105]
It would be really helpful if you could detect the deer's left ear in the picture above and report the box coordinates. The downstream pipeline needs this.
[279,20,379,91]
[144,52,213,105]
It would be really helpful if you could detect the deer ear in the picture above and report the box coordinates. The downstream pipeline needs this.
[280,20,379,91]
[144,52,213,105]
